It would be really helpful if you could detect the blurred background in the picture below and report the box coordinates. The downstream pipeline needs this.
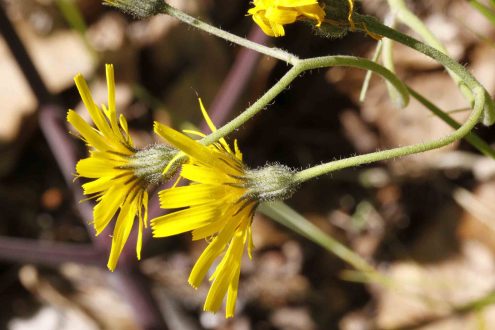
[1,0,495,329]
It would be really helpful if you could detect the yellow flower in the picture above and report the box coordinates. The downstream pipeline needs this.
[68,64,177,271]
[151,100,296,317]
[247,0,326,37]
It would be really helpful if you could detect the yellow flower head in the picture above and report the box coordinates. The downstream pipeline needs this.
[67,64,177,271]
[247,0,326,37]
[151,100,296,317]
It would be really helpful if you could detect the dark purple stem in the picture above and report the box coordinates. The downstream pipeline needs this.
[0,5,167,328]
[109,269,168,330]
[0,237,104,266]
[39,107,94,220]
[0,3,51,104]
[0,1,266,325]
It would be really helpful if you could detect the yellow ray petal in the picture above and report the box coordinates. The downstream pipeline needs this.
[107,200,136,271]
[265,7,299,24]
[142,191,149,229]
[188,212,239,288]
[119,114,133,147]
[67,110,108,151]
[106,64,116,114]
[198,98,217,133]
[82,176,113,195]
[180,163,239,186]
[159,184,225,209]
[136,199,144,260]
[183,129,206,138]
[226,265,241,318]
[154,122,233,171]
[247,224,254,260]
[191,200,252,241]
[74,74,114,139]
[93,184,126,234]
[252,14,277,37]
[155,123,215,165]
[151,204,218,237]
[102,104,123,141]
[191,217,226,241]
[277,0,319,6]
[76,157,120,178]
[204,229,244,313]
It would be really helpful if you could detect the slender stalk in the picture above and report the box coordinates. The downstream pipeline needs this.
[293,86,485,184]
[159,5,491,184]
[258,202,386,281]
[359,39,383,102]
[298,55,409,105]
[386,0,475,113]
[161,3,298,64]
[202,55,409,145]
[0,237,103,266]
[387,0,448,52]
[203,27,268,132]
[0,6,52,104]
[292,17,491,183]
[381,15,405,107]
[361,14,495,125]
[408,87,495,159]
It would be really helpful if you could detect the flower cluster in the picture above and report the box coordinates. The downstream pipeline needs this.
[69,70,296,317]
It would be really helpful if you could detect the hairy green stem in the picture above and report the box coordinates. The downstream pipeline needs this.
[407,87,495,159]
[359,40,383,102]
[161,2,298,64]
[363,14,495,124]
[158,5,490,184]
[202,55,409,145]
[294,89,484,183]
[386,0,475,112]
[259,202,377,274]
[293,17,489,183]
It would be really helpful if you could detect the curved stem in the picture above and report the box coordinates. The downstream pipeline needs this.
[297,55,409,106]
[293,17,490,184]
[386,0,475,108]
[202,55,409,145]
[161,3,298,64]
[159,5,410,145]
[201,65,301,145]
[408,87,495,159]
[364,17,478,89]
[361,15,495,125]
[159,4,490,183]
[259,201,373,272]
[294,87,484,183]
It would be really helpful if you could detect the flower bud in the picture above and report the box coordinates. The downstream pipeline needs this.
[316,0,355,38]
[244,164,297,202]
[127,144,180,186]
[103,0,165,19]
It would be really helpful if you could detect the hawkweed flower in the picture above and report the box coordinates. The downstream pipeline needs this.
[151,101,297,317]
[68,64,178,271]
[247,0,326,37]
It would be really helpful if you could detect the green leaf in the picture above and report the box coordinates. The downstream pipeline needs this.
[469,0,495,26]
[259,201,372,272]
